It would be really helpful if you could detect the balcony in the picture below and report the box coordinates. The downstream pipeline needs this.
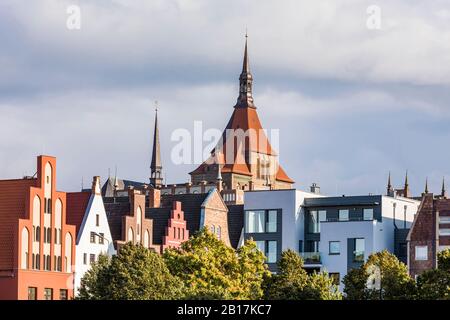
[300,252,322,265]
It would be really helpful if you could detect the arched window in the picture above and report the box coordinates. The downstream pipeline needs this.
[65,233,72,273]
[21,227,29,269]
[144,230,149,248]
[210,225,215,234]
[127,227,134,243]
[35,226,41,242]
[217,226,221,240]
[136,207,142,240]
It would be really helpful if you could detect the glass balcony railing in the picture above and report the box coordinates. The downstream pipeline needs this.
[300,252,322,264]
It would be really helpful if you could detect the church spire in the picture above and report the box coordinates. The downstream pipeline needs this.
[424,177,429,194]
[150,102,163,188]
[235,33,255,109]
[403,170,411,198]
[387,171,393,196]
[442,177,448,198]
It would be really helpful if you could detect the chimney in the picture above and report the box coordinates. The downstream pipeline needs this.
[310,183,321,194]
[92,176,101,195]
[148,187,161,208]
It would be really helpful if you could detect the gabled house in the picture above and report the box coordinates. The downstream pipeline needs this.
[0,155,76,300]
[66,176,115,294]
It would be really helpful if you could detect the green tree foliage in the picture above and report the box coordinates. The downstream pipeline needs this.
[343,250,415,300]
[163,228,270,300]
[438,249,450,272]
[416,269,450,300]
[264,249,341,300]
[416,248,450,299]
[77,242,181,300]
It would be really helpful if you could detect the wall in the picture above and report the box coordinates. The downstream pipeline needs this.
[74,192,115,294]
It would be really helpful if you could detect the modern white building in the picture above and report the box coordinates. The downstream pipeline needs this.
[243,188,420,290]
[67,177,116,294]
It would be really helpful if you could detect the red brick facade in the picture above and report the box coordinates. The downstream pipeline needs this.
[0,156,76,300]
[408,193,450,278]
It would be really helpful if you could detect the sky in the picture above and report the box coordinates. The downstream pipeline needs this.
[0,0,449,196]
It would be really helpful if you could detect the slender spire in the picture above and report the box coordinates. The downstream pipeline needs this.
[424,177,429,194]
[442,177,448,198]
[403,170,411,198]
[387,171,393,196]
[150,101,163,188]
[235,33,255,108]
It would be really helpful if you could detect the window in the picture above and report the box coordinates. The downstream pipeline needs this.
[47,198,52,214]
[90,232,95,244]
[353,238,365,262]
[305,240,319,253]
[439,229,450,236]
[329,273,340,286]
[35,254,40,270]
[28,287,37,300]
[44,288,53,300]
[59,289,68,300]
[415,246,428,261]
[83,253,87,265]
[329,241,340,255]
[440,216,450,224]
[267,241,277,263]
[255,241,277,264]
[245,210,265,233]
[266,210,277,233]
[216,226,221,239]
[96,214,100,227]
[339,209,349,221]
[210,225,215,234]
[182,229,185,240]
[255,241,265,254]
[90,254,96,264]
[35,226,40,242]
[308,210,326,233]
[363,208,374,221]
[99,233,105,244]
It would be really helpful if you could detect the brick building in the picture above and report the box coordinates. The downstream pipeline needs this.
[407,179,450,278]
[0,156,76,300]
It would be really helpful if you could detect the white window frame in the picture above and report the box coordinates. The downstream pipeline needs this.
[415,246,428,261]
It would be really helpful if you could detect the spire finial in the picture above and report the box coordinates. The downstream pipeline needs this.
[154,100,158,113]
[405,170,409,187]
[425,177,429,194]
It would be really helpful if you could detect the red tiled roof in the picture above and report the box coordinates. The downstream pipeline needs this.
[0,178,37,270]
[66,192,91,237]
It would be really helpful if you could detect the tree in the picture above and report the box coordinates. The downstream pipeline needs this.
[343,250,416,300]
[264,249,341,300]
[343,267,369,300]
[163,228,270,300]
[438,249,450,272]
[416,248,450,300]
[77,242,181,300]
[77,253,111,300]
[416,269,450,300]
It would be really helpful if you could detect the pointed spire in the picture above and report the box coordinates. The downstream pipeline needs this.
[403,170,411,198]
[387,171,393,196]
[150,101,163,188]
[235,33,255,109]
[424,177,429,194]
[442,177,448,198]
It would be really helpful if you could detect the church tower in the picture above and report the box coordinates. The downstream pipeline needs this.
[190,36,294,191]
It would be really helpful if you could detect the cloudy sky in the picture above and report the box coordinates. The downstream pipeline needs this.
[1,0,449,196]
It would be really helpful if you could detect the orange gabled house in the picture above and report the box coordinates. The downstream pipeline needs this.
[0,156,76,300]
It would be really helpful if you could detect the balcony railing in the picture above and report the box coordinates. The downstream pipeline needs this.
[300,252,322,264]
